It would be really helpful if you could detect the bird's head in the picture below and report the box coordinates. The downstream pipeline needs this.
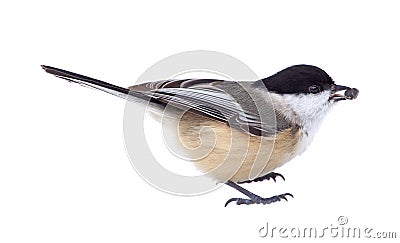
[262,64,359,128]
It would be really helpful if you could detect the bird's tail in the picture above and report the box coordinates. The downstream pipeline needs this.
[41,65,149,101]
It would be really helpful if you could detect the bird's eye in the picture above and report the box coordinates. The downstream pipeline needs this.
[308,85,321,94]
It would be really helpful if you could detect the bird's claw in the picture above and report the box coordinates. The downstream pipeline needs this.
[238,172,285,184]
[224,193,293,207]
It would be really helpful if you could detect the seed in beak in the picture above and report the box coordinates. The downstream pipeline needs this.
[344,88,359,100]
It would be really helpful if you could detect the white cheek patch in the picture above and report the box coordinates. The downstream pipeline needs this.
[270,91,331,127]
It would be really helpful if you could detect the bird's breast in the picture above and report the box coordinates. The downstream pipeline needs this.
[176,111,303,182]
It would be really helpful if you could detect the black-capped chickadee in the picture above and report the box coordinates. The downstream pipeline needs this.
[41,64,359,206]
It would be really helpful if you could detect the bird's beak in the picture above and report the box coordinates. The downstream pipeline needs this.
[329,84,359,101]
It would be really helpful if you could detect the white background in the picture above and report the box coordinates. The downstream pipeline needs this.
[1,0,399,242]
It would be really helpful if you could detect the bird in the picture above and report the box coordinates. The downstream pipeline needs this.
[41,64,359,206]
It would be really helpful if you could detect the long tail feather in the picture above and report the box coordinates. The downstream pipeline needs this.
[41,65,147,100]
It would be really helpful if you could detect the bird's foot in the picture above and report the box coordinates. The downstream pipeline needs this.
[225,193,293,207]
[238,172,285,184]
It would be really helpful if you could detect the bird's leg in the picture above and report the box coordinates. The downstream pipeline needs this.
[224,180,293,207]
[238,172,285,184]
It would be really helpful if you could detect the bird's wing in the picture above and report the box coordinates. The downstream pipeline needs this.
[129,79,287,136]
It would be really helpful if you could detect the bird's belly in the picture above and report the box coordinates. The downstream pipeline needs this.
[177,112,302,183]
